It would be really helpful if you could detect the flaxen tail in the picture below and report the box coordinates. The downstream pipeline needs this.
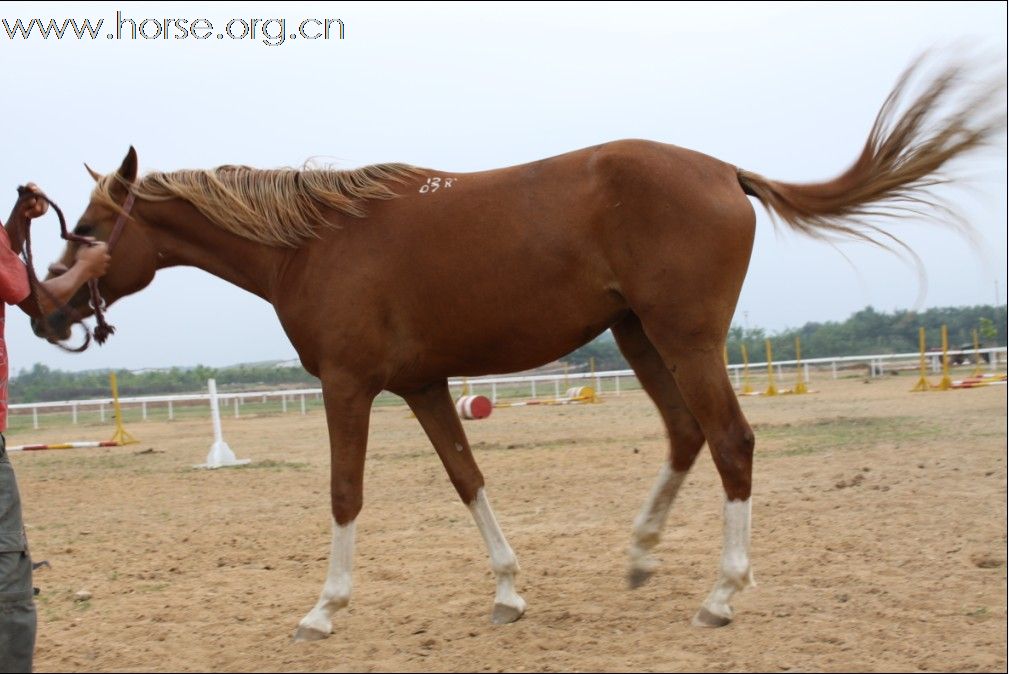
[737,56,1006,252]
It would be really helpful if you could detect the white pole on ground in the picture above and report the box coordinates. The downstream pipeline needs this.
[168,400,174,421]
[300,394,306,415]
[72,403,77,425]
[804,363,810,383]
[282,395,287,413]
[554,380,560,398]
[100,403,106,423]
[531,379,536,399]
[491,382,498,404]
[32,407,38,430]
[831,361,837,379]
[234,397,240,418]
[142,401,147,421]
[196,378,249,469]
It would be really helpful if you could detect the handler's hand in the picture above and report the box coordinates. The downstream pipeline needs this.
[75,241,111,278]
[18,182,49,219]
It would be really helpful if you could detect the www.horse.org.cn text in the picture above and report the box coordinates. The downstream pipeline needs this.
[1,12,345,47]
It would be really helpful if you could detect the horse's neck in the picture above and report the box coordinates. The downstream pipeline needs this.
[141,199,290,301]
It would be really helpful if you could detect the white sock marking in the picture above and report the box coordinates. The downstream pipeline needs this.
[468,488,526,614]
[629,464,687,572]
[698,498,753,621]
[296,519,355,636]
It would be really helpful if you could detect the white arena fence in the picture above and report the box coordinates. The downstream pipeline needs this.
[7,347,1006,432]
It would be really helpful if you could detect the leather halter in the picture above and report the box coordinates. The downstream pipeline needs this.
[18,186,135,350]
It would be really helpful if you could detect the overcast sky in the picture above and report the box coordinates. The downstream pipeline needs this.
[2,1,1006,376]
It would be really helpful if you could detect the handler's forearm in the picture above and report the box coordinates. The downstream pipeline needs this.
[18,263,93,318]
[4,205,28,255]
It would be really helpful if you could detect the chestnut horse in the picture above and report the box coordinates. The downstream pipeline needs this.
[34,60,1001,638]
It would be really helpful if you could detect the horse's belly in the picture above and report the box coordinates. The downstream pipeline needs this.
[390,272,626,384]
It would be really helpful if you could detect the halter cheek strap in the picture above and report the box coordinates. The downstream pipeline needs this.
[90,192,135,344]
[107,193,134,250]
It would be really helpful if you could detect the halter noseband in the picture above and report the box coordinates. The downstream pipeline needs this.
[18,185,135,350]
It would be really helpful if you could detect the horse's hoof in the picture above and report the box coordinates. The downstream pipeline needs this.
[292,623,331,642]
[691,606,731,628]
[491,602,525,624]
[627,567,654,589]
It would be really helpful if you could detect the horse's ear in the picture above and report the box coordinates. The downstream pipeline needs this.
[84,163,102,183]
[117,146,139,184]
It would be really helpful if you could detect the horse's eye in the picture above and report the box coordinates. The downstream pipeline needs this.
[73,223,94,236]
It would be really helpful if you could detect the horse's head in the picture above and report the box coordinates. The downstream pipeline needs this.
[32,147,159,342]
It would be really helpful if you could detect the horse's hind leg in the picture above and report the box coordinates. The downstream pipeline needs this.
[611,314,706,589]
[624,307,756,626]
[653,344,755,627]
[403,381,526,624]
[293,374,375,641]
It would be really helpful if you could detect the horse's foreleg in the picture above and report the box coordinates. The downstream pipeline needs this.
[293,377,375,642]
[612,315,707,588]
[404,382,526,625]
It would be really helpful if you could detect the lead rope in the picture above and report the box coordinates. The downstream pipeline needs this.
[92,192,133,344]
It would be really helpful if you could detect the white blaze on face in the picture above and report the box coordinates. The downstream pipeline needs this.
[295,519,356,638]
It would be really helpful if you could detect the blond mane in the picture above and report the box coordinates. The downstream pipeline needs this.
[91,162,423,247]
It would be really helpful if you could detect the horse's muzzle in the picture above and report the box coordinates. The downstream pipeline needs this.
[31,311,73,341]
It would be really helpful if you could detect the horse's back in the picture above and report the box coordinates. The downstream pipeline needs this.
[585,138,753,220]
[281,138,757,382]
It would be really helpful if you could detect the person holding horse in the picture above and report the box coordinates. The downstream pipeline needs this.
[0,184,110,673]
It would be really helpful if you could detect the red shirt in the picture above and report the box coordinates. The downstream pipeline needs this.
[0,225,30,431]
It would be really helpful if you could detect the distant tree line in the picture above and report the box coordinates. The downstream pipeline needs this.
[566,304,1007,369]
[723,304,1006,365]
[10,363,320,403]
[10,304,1005,402]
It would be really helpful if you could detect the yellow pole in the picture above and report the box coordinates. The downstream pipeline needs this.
[793,336,808,394]
[936,324,952,390]
[740,343,753,394]
[107,372,139,445]
[911,327,930,392]
[764,339,778,396]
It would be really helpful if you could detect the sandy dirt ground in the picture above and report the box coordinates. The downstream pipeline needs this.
[8,374,1007,672]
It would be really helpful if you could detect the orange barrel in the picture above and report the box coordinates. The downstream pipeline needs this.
[565,386,595,402]
[456,395,493,420]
